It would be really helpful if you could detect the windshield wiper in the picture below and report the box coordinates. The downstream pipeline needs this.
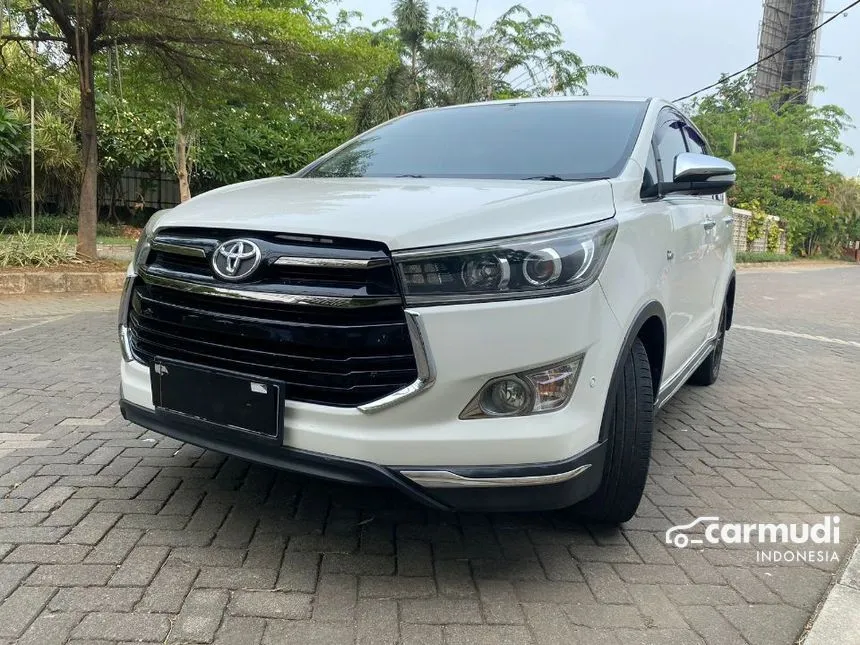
[521,175,569,181]
[395,174,425,178]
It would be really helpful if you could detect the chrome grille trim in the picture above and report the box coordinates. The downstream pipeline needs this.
[358,310,436,413]
[274,256,390,269]
[138,271,402,309]
[150,241,208,258]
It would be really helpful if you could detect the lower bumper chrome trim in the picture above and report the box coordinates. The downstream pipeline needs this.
[399,464,592,488]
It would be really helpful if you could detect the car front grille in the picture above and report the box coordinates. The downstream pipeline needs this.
[127,228,419,407]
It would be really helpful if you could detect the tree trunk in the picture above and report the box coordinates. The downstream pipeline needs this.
[408,45,419,109]
[176,103,192,203]
[75,24,98,259]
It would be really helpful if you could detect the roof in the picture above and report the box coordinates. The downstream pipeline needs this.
[431,96,655,112]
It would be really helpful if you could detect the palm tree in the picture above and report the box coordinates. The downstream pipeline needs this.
[354,1,616,132]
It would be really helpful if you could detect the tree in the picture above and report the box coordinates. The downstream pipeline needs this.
[354,0,616,132]
[0,0,386,257]
[687,74,856,256]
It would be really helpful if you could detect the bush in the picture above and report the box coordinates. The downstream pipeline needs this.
[736,251,793,263]
[0,215,124,237]
[0,230,77,267]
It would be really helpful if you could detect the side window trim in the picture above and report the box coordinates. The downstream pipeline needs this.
[640,140,661,201]
[651,108,688,196]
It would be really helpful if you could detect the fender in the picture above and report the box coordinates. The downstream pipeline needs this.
[599,300,666,441]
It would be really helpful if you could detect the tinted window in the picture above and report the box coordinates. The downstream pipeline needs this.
[654,112,688,181]
[683,125,708,155]
[304,101,648,181]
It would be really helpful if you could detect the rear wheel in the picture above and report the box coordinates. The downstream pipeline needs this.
[688,305,726,386]
[570,337,654,525]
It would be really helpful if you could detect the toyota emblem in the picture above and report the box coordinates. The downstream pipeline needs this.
[212,239,262,281]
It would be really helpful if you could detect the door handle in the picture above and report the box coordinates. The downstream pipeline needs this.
[703,219,717,230]
[723,216,734,224]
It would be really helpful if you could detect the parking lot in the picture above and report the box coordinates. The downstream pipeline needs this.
[0,264,858,645]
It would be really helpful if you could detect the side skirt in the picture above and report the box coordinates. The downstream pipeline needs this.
[655,335,718,409]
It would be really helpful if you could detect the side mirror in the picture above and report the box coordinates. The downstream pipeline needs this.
[662,152,736,196]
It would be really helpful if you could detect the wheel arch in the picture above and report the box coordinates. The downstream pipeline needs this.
[725,271,736,330]
[600,301,666,442]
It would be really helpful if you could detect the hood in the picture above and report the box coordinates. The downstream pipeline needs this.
[155,177,616,249]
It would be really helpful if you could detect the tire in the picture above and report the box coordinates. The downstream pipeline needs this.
[570,337,654,525]
[688,305,726,386]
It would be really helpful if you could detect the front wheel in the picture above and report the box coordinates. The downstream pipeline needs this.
[569,337,654,525]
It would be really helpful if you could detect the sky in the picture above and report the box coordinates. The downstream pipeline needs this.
[333,0,860,176]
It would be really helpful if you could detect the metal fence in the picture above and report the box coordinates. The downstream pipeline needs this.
[101,170,181,212]
[731,207,788,254]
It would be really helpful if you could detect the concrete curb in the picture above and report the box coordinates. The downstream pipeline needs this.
[0,271,126,296]
[800,540,860,644]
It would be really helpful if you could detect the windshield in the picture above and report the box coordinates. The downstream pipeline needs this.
[303,100,648,181]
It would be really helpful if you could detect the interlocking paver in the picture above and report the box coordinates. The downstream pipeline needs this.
[0,268,857,644]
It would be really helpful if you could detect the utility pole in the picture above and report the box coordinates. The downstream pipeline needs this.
[731,132,738,155]
[25,7,37,234]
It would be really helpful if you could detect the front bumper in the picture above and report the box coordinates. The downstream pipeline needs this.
[119,282,622,511]
[120,400,605,512]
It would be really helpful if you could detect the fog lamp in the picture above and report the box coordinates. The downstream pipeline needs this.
[460,356,582,419]
[480,377,531,416]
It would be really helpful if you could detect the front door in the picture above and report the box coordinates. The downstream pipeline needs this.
[654,111,712,380]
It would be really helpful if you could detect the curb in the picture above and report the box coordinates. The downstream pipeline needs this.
[0,271,126,296]
[800,540,860,644]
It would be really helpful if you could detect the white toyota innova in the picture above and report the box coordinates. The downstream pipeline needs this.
[119,97,736,524]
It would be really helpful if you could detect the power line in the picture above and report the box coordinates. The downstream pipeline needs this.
[674,0,859,102]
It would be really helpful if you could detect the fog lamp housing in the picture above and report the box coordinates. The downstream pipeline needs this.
[460,356,583,420]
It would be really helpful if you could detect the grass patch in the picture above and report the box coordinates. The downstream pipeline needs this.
[736,251,794,263]
[0,232,137,246]
[0,215,127,237]
[0,230,78,268]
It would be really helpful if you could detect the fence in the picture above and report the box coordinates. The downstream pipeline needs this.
[731,208,788,254]
[101,170,181,212]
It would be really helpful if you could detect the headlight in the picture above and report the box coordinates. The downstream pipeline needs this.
[132,209,170,274]
[393,219,617,305]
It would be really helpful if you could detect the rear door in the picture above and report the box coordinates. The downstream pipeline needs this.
[653,109,712,379]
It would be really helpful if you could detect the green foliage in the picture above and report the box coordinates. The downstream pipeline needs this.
[194,105,352,187]
[766,219,781,253]
[355,1,616,131]
[688,73,856,257]
[736,251,793,263]
[0,229,76,267]
[0,106,26,182]
[0,215,124,237]
[738,200,768,251]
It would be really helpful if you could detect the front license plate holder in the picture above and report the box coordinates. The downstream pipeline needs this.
[150,359,284,439]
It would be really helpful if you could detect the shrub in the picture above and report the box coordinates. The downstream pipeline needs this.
[736,251,793,263]
[0,229,77,267]
[0,215,124,237]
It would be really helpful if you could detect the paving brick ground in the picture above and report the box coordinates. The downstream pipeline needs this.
[0,266,858,645]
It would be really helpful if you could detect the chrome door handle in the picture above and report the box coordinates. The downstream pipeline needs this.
[703,219,717,230]
[723,216,734,224]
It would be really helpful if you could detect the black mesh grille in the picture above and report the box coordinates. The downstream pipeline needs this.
[127,228,418,407]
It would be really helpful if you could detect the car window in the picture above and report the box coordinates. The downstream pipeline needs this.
[303,100,649,181]
[641,144,659,198]
[683,125,708,155]
[654,113,688,182]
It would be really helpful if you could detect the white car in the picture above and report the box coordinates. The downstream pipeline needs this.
[118,97,736,524]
